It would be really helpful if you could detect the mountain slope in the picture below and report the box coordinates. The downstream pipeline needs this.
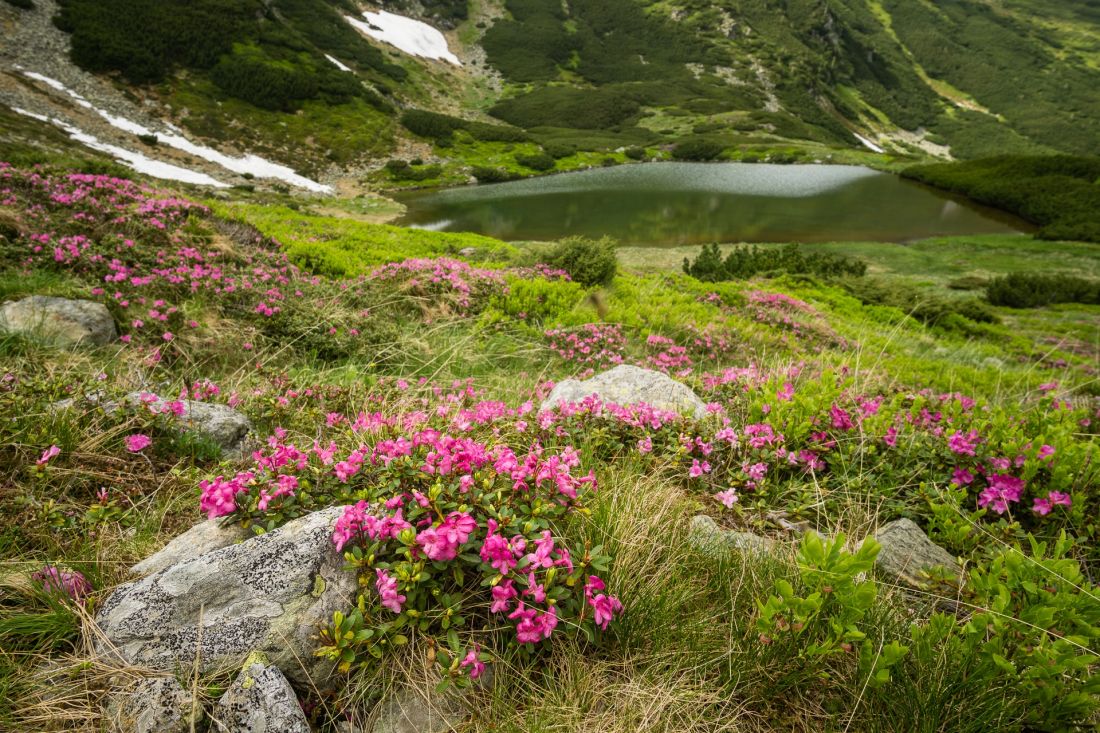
[2,0,1098,191]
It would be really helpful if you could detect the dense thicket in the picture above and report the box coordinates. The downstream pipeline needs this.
[54,0,402,105]
[903,156,1100,242]
[985,273,1100,308]
[683,243,867,281]
[400,110,529,146]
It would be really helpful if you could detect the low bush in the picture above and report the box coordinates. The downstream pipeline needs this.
[384,160,443,182]
[471,166,521,184]
[514,152,555,172]
[985,272,1100,308]
[624,146,647,160]
[671,138,725,161]
[401,110,528,146]
[843,278,1000,330]
[684,243,867,282]
[544,236,618,287]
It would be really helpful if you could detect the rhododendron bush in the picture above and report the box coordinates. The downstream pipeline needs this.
[203,419,620,680]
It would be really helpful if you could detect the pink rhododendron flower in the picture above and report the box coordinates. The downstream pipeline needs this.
[951,467,974,486]
[375,569,406,614]
[37,445,60,466]
[460,646,486,679]
[1033,492,1072,515]
[490,579,518,613]
[715,489,738,508]
[125,434,152,452]
[32,565,92,602]
[978,474,1026,514]
[689,459,711,478]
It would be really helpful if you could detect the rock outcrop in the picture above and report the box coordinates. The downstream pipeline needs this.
[125,393,253,453]
[210,655,310,733]
[104,677,195,733]
[541,364,708,419]
[131,519,251,576]
[688,515,775,557]
[874,518,961,587]
[0,295,116,346]
[95,507,355,686]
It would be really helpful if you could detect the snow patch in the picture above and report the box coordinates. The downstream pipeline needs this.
[10,107,230,188]
[20,70,332,193]
[325,54,353,72]
[853,132,885,154]
[346,10,461,65]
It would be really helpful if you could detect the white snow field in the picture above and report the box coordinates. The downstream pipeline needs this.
[11,107,230,188]
[345,10,461,65]
[19,70,332,193]
[325,54,353,72]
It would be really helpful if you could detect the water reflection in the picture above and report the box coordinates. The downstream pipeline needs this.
[395,163,1026,245]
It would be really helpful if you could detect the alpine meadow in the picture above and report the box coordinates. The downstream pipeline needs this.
[0,1,1098,732]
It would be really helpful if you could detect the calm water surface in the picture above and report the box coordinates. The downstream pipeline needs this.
[394,163,1026,245]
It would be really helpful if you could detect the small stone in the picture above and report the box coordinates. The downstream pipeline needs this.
[131,519,250,576]
[211,654,309,733]
[688,515,774,557]
[370,686,469,733]
[540,364,708,419]
[104,677,196,733]
[873,519,960,587]
[0,295,117,347]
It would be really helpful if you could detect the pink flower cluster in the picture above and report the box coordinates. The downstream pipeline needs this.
[545,323,627,368]
[369,257,506,311]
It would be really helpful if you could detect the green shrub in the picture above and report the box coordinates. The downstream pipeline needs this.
[514,152,556,172]
[471,166,520,184]
[544,236,618,287]
[671,138,725,161]
[401,109,528,146]
[985,273,1100,308]
[624,146,646,161]
[842,278,1000,330]
[543,142,577,159]
[684,243,867,282]
[384,160,443,182]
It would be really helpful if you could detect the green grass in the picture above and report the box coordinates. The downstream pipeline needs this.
[209,201,518,276]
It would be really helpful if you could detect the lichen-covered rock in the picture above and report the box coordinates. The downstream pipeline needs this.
[131,519,250,576]
[688,515,775,557]
[540,364,708,419]
[94,507,355,686]
[0,295,116,347]
[125,393,252,452]
[874,518,961,587]
[370,686,469,733]
[103,677,195,733]
[210,654,309,733]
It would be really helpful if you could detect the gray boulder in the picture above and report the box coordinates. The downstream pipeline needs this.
[688,515,774,558]
[95,507,356,686]
[540,364,707,419]
[104,677,196,733]
[126,393,252,452]
[0,295,116,347]
[210,654,309,733]
[132,519,251,576]
[873,519,961,587]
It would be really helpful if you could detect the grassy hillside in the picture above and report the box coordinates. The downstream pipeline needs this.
[1,162,1098,730]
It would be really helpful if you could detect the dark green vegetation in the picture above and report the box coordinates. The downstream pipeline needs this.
[986,273,1100,308]
[399,109,529,147]
[40,0,1100,179]
[904,156,1100,242]
[543,236,618,287]
[684,243,868,281]
[54,0,398,111]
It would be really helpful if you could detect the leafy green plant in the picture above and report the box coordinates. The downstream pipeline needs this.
[985,272,1100,308]
[757,534,906,687]
[545,236,618,288]
[684,243,867,282]
[959,533,1100,729]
